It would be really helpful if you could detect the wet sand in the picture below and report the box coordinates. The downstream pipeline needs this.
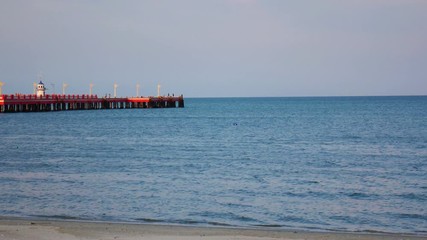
[0,218,426,240]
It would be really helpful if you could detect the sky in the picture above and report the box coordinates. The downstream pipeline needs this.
[0,0,426,97]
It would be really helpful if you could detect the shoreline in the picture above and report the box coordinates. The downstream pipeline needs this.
[0,217,426,240]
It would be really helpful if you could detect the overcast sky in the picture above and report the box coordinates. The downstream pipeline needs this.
[1,0,426,97]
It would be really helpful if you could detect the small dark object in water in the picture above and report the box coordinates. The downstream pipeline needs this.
[233,123,238,126]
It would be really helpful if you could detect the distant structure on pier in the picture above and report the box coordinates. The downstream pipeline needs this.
[36,81,46,97]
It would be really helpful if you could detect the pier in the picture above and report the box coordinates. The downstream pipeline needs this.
[0,94,184,113]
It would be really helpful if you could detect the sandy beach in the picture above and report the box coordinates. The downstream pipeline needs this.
[0,218,426,240]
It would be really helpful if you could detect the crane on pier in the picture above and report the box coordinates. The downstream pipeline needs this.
[62,83,68,95]
[136,83,140,97]
[90,83,94,95]
[157,84,161,97]
[0,81,4,95]
[114,83,118,98]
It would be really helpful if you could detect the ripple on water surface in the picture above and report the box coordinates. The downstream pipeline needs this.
[0,97,426,234]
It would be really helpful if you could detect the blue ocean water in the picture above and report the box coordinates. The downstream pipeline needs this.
[0,96,426,234]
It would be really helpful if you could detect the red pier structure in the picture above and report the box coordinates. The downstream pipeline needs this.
[0,94,184,113]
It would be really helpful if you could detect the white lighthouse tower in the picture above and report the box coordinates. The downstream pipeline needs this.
[36,81,46,97]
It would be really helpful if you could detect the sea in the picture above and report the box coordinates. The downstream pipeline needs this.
[0,96,426,234]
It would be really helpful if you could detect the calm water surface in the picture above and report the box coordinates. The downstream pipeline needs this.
[0,97,426,234]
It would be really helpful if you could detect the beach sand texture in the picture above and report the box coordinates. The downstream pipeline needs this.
[1,219,426,240]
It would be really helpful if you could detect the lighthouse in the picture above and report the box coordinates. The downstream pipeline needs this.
[36,81,46,97]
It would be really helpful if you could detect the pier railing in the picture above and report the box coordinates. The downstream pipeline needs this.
[0,94,99,100]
